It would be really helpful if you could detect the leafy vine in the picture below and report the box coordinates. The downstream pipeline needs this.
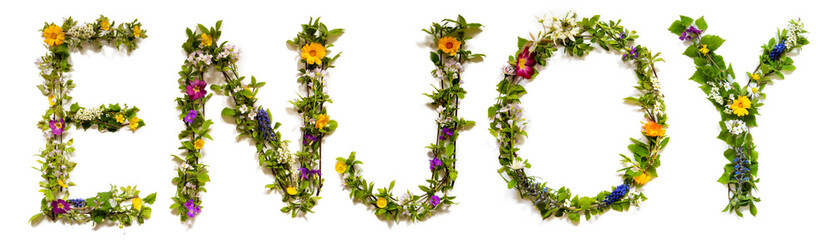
[669,16,807,217]
[337,15,481,221]
[32,16,155,228]
[489,12,668,223]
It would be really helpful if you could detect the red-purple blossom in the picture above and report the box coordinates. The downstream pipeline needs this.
[51,199,70,214]
[49,118,65,135]
[515,46,536,79]
[186,79,207,100]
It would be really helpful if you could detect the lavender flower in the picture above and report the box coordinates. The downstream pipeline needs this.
[429,195,441,207]
[184,199,201,218]
[184,110,198,124]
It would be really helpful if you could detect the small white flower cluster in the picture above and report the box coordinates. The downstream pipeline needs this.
[650,78,662,91]
[786,18,804,48]
[433,59,463,80]
[502,64,516,76]
[68,23,95,39]
[35,57,52,76]
[277,141,295,165]
[187,51,213,66]
[72,107,104,121]
[725,119,748,135]
[708,86,724,104]
[238,105,248,114]
[216,45,241,62]
[652,100,664,117]
[494,103,528,130]
[541,11,580,44]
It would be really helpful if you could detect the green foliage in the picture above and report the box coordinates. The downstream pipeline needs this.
[33,16,152,227]
[491,12,667,223]
[338,15,480,222]
[670,16,807,217]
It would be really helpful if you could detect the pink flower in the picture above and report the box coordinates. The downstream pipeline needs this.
[49,118,65,135]
[51,199,70,214]
[186,79,207,100]
[516,46,536,79]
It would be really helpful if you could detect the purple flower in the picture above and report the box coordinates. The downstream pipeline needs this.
[679,26,702,41]
[515,46,536,79]
[620,32,626,39]
[429,157,442,171]
[303,133,318,145]
[429,195,441,207]
[51,199,70,214]
[622,47,638,61]
[439,128,454,140]
[49,118,66,135]
[186,79,207,100]
[184,110,198,124]
[299,167,309,180]
[185,199,201,218]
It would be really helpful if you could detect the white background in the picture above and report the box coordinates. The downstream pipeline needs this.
[0,0,833,238]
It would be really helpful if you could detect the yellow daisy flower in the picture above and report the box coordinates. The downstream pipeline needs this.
[194,139,205,150]
[133,25,141,38]
[437,36,461,55]
[730,95,752,117]
[335,161,347,174]
[301,43,326,65]
[634,173,651,185]
[751,73,761,81]
[315,114,330,129]
[115,114,125,123]
[698,44,709,55]
[43,24,65,47]
[132,197,142,210]
[286,186,298,196]
[129,116,140,131]
[200,33,212,47]
[376,197,388,208]
[101,20,110,31]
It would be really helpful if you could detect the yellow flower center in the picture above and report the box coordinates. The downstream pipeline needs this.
[57,203,65,209]
[518,58,527,69]
[101,21,110,31]
[193,86,201,93]
[308,50,317,56]
[446,42,454,49]
[55,122,62,129]
[376,197,387,208]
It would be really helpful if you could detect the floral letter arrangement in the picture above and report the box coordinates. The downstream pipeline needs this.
[337,16,481,221]
[669,16,807,217]
[32,16,155,228]
[489,12,667,223]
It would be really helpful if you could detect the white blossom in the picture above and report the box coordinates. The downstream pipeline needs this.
[510,159,525,170]
[725,119,748,135]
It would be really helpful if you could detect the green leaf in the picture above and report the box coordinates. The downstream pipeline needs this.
[749,203,758,216]
[221,107,236,116]
[695,16,707,30]
[445,144,455,156]
[717,173,730,185]
[628,144,649,157]
[701,35,725,51]
[143,193,157,204]
[197,172,210,183]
